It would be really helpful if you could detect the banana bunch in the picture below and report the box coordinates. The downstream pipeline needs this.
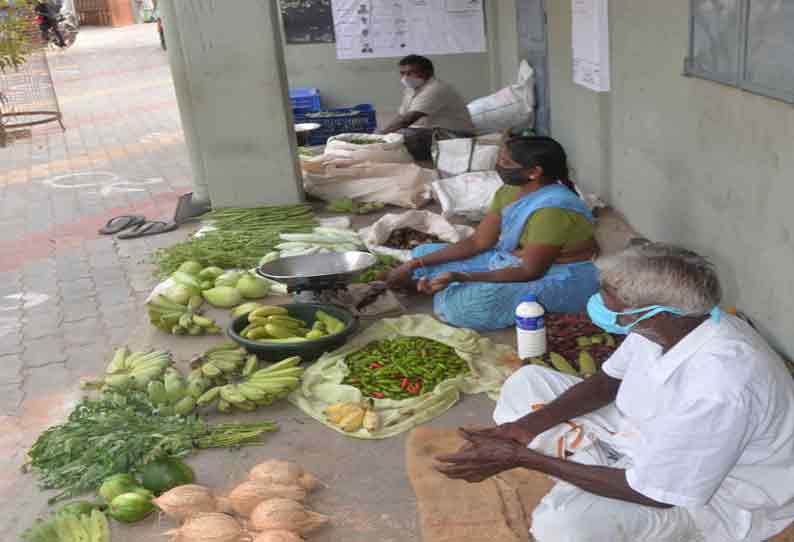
[324,399,379,433]
[101,347,172,391]
[147,294,222,336]
[195,341,250,380]
[197,355,304,414]
[53,510,110,542]
[146,367,204,416]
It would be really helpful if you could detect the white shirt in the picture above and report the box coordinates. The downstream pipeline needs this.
[399,77,475,134]
[602,314,794,542]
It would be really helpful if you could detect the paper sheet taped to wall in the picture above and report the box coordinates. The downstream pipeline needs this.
[572,0,610,92]
[331,0,487,60]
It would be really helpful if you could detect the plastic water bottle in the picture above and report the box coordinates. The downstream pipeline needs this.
[516,294,546,358]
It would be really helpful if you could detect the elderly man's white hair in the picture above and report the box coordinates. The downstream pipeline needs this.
[596,242,722,316]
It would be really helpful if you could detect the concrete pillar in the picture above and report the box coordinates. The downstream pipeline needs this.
[160,0,303,208]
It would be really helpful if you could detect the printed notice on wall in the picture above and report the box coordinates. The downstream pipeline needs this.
[572,0,610,92]
[331,0,486,60]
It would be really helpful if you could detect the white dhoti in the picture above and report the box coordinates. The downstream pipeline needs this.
[495,366,705,542]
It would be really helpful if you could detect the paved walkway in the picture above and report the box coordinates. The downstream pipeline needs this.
[0,24,436,542]
[0,24,198,539]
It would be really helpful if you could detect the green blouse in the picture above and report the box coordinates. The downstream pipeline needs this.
[489,185,594,248]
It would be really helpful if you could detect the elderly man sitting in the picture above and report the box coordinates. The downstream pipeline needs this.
[436,243,794,542]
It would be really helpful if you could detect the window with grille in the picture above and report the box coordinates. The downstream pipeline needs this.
[685,0,794,105]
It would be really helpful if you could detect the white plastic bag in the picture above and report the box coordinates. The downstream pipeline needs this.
[467,60,535,135]
[434,132,503,178]
[302,159,434,209]
[432,171,504,221]
[359,210,475,262]
[323,133,413,163]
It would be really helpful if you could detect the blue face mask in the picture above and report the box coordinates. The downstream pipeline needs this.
[586,293,685,335]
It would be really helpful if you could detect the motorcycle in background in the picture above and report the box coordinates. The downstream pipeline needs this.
[35,0,79,49]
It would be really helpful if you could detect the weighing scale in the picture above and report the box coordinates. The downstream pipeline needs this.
[256,251,377,303]
[294,123,321,147]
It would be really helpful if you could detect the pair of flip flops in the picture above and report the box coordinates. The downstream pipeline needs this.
[98,215,178,239]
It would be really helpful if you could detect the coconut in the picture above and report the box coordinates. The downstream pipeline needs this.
[252,531,304,542]
[152,484,219,522]
[249,498,329,534]
[166,513,245,542]
[248,460,321,492]
[226,481,307,517]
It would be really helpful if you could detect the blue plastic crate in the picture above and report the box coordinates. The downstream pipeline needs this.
[294,104,377,146]
[289,87,321,114]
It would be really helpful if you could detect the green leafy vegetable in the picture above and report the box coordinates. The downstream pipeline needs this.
[153,205,316,277]
[353,254,400,283]
[24,392,278,503]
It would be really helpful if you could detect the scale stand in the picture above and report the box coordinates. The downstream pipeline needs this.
[256,251,378,306]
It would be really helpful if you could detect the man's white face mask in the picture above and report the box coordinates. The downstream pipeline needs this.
[401,76,425,89]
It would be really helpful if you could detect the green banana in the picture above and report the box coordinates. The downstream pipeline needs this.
[104,374,131,390]
[255,356,302,375]
[65,515,89,542]
[217,399,232,413]
[549,352,578,376]
[232,302,263,318]
[241,355,258,377]
[237,382,268,401]
[219,385,247,405]
[105,347,129,374]
[174,396,196,416]
[187,367,205,382]
[187,378,209,399]
[191,314,216,328]
[90,510,111,542]
[201,362,222,378]
[249,306,289,319]
[164,369,186,402]
[147,380,168,404]
[178,313,193,329]
[197,386,221,405]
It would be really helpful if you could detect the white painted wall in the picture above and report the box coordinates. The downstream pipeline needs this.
[546,0,794,359]
[282,1,522,114]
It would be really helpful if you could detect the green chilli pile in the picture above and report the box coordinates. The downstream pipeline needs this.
[153,204,317,276]
[342,337,470,400]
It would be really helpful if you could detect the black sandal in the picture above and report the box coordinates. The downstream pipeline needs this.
[117,220,178,239]
[98,215,146,235]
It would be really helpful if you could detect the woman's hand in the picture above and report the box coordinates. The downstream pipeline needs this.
[386,259,421,290]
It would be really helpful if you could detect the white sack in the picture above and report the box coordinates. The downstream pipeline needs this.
[434,132,503,178]
[323,133,413,163]
[359,210,475,262]
[302,158,433,209]
[432,171,504,221]
[467,60,535,135]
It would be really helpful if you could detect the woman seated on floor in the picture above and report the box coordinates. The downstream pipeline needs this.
[387,136,599,331]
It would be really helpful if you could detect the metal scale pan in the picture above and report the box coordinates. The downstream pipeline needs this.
[255,251,377,294]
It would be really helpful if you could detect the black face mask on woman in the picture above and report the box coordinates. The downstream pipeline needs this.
[496,165,530,186]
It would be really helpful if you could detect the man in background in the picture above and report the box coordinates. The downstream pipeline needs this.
[378,55,475,161]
